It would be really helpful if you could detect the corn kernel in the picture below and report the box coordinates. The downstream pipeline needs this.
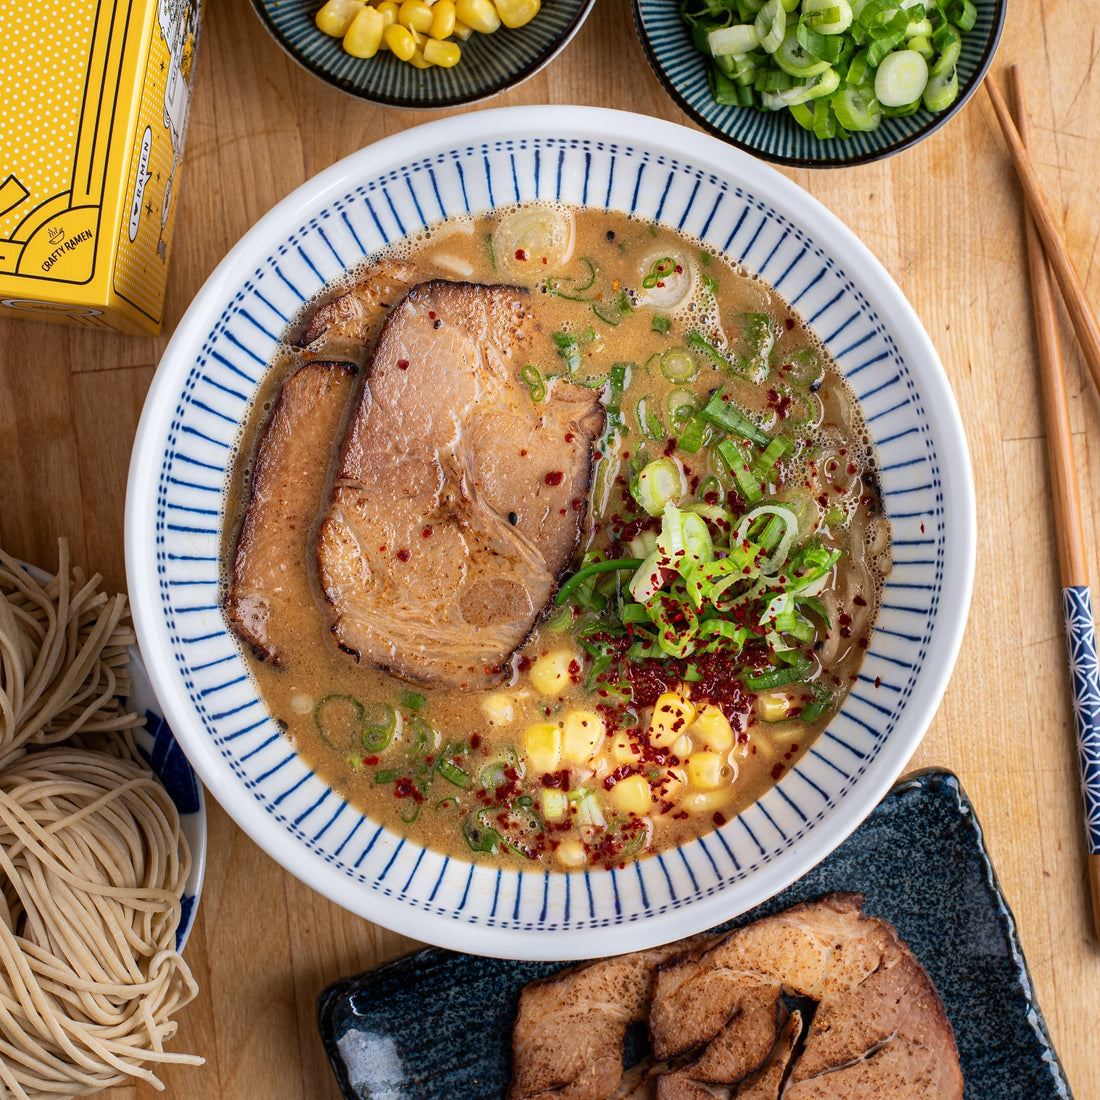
[343,4,385,57]
[480,693,514,726]
[398,0,434,31]
[681,788,732,815]
[671,733,693,760]
[555,838,588,868]
[429,0,456,37]
[407,47,433,67]
[687,751,730,789]
[529,649,576,696]
[524,723,561,774]
[690,704,734,751]
[452,17,474,38]
[608,732,638,765]
[455,0,500,33]
[316,0,364,37]
[756,691,793,723]
[493,0,539,27]
[561,710,605,763]
[541,788,568,822]
[383,22,417,58]
[609,774,652,816]
[422,37,461,66]
[647,691,697,748]
[376,0,399,23]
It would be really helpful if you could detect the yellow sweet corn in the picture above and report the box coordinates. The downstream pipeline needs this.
[452,17,474,38]
[422,37,461,66]
[429,0,456,39]
[493,0,539,28]
[755,690,793,723]
[316,0,364,37]
[455,0,500,33]
[529,649,576,695]
[398,0,434,32]
[690,704,735,751]
[561,709,605,762]
[609,774,652,816]
[647,691,697,748]
[524,722,561,774]
[686,751,729,789]
[343,5,385,58]
[376,0,399,25]
[383,22,417,59]
[554,838,588,868]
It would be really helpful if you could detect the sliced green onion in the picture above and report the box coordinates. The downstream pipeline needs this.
[361,701,397,751]
[755,0,787,52]
[652,314,672,335]
[633,457,688,517]
[314,694,363,750]
[874,48,928,107]
[708,22,760,55]
[702,391,772,446]
[437,758,472,788]
[636,395,665,440]
[520,364,546,402]
[661,348,699,383]
[555,558,644,606]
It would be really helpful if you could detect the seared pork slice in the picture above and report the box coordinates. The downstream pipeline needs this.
[656,985,784,1097]
[783,1038,955,1099]
[317,279,604,691]
[650,895,962,1100]
[733,1009,802,1100]
[225,361,356,664]
[508,938,715,1100]
[650,895,892,1060]
[654,1009,802,1100]
[293,257,418,350]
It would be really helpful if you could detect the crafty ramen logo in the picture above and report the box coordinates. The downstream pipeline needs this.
[128,127,154,242]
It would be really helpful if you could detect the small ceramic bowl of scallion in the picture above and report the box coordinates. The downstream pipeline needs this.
[632,0,1006,167]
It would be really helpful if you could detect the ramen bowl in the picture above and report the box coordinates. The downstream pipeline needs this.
[125,106,975,960]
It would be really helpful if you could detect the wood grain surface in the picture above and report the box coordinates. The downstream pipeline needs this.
[2,0,1100,1095]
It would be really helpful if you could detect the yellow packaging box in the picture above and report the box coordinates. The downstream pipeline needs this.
[0,0,202,335]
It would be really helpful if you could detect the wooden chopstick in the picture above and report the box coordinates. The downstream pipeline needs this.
[1008,66,1100,942]
[985,75,1100,405]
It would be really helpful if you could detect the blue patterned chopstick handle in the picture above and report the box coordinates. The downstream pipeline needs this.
[1063,586,1100,855]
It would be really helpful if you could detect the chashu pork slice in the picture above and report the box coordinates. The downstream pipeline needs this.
[649,895,962,1100]
[508,937,716,1100]
[225,361,356,664]
[317,279,604,691]
[292,257,419,351]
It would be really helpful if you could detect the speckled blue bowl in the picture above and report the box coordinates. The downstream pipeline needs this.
[632,0,1006,168]
[248,0,595,108]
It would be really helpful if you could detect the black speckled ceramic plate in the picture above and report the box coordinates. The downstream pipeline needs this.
[317,769,1073,1100]
[632,0,1006,168]
[248,0,595,108]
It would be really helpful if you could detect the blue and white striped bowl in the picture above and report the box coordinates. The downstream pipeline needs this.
[633,0,1006,168]
[126,107,975,960]
[248,0,595,108]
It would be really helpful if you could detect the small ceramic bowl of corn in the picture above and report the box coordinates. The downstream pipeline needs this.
[248,0,596,107]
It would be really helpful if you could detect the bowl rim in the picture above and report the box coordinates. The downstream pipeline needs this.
[246,0,597,109]
[630,0,1008,169]
[126,104,976,959]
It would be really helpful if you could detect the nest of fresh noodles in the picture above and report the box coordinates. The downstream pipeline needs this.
[0,542,201,1098]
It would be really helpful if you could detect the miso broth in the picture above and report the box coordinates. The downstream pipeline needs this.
[223,204,892,870]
